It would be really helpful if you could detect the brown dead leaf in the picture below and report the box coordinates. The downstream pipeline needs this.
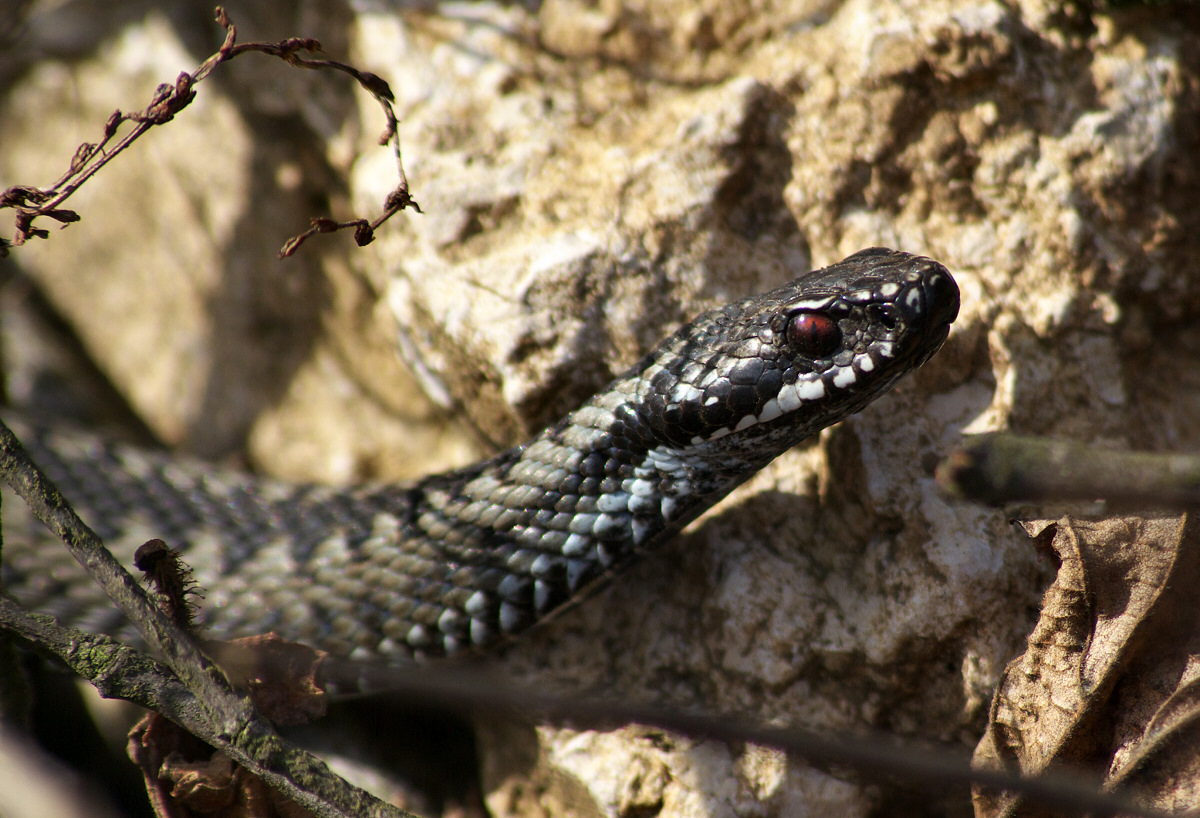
[205,633,329,726]
[126,634,329,818]
[161,751,238,813]
[128,711,316,818]
[973,513,1200,817]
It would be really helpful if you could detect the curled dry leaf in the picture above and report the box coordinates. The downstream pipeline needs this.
[126,633,329,818]
[973,514,1200,817]
[205,634,330,727]
[129,712,314,818]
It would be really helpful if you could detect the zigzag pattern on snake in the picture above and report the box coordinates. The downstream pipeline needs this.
[2,248,959,662]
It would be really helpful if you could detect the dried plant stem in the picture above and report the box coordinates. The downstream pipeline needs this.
[0,6,418,258]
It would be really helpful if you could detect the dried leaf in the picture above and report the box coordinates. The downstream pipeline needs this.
[206,634,329,726]
[973,513,1200,817]
[163,752,238,812]
[128,712,316,818]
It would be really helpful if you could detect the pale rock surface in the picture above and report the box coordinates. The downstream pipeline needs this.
[2,0,1199,816]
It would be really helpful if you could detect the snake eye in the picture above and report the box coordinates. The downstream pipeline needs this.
[786,312,841,358]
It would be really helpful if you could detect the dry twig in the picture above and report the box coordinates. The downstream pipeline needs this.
[0,418,415,818]
[937,433,1200,509]
[0,6,418,259]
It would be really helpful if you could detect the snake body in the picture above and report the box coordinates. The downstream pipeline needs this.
[3,248,959,662]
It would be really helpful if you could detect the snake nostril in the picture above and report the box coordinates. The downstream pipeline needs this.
[868,303,901,332]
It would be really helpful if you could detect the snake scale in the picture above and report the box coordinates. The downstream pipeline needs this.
[2,248,959,663]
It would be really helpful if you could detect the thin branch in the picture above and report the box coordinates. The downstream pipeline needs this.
[0,6,418,259]
[0,420,218,684]
[0,419,414,818]
[277,181,422,258]
[936,433,1200,508]
[303,660,1169,818]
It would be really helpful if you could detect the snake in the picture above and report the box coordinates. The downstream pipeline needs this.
[2,248,959,664]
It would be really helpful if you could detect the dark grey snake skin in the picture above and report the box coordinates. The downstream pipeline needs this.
[3,248,959,662]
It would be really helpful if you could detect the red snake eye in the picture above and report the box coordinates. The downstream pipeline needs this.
[786,312,842,357]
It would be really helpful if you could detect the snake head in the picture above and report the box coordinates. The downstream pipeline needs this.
[624,247,960,466]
